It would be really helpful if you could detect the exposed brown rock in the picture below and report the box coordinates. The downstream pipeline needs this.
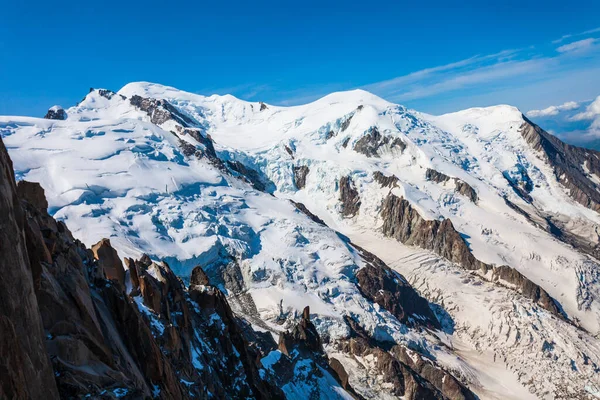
[380,193,561,315]
[17,180,49,212]
[373,171,399,188]
[227,160,268,191]
[426,168,478,202]
[190,265,210,286]
[425,168,450,183]
[381,194,484,271]
[391,346,476,400]
[293,165,309,189]
[520,116,600,213]
[339,175,361,217]
[491,265,560,315]
[290,200,326,225]
[0,137,59,399]
[356,263,440,329]
[44,106,67,120]
[353,127,405,157]
[454,179,478,203]
[92,238,126,286]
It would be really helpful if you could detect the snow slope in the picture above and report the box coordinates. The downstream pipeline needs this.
[2,82,600,399]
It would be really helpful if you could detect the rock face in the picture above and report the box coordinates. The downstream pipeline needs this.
[91,238,126,286]
[391,346,476,400]
[373,171,399,188]
[353,244,440,329]
[339,175,361,217]
[16,180,49,212]
[270,307,363,399]
[381,194,483,271]
[337,335,475,400]
[380,193,560,315]
[425,168,478,203]
[454,180,478,203]
[353,127,405,157]
[0,137,59,399]
[521,116,600,212]
[227,160,269,191]
[130,94,196,127]
[44,105,67,120]
[130,94,222,166]
[293,165,309,189]
[425,168,450,183]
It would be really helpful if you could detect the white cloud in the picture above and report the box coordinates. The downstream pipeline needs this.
[571,96,600,121]
[527,101,580,117]
[552,27,600,44]
[556,38,598,53]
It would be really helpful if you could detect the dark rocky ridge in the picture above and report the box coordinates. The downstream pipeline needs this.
[273,307,363,399]
[293,165,309,189]
[352,243,441,330]
[336,332,476,400]
[290,200,327,225]
[425,168,478,203]
[0,138,59,399]
[339,175,361,217]
[380,193,561,315]
[373,171,400,188]
[354,127,406,157]
[227,160,269,191]
[44,106,67,120]
[520,116,600,213]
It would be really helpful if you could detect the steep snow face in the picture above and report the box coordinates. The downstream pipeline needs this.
[3,82,600,399]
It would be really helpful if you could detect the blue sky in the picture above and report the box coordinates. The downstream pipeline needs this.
[1,0,599,129]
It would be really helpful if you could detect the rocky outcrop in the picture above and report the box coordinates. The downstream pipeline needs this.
[352,244,440,329]
[290,200,326,225]
[454,180,478,203]
[227,160,268,191]
[17,180,49,211]
[520,116,600,212]
[44,106,67,120]
[278,306,323,356]
[380,193,560,315]
[91,238,126,286]
[130,94,197,127]
[425,168,450,183]
[339,175,361,217]
[381,194,484,271]
[293,165,309,189]
[0,138,59,399]
[426,168,478,203]
[339,337,444,399]
[391,346,476,400]
[373,171,399,188]
[491,265,560,315]
[129,93,223,166]
[270,307,363,399]
[259,102,268,111]
[354,127,405,157]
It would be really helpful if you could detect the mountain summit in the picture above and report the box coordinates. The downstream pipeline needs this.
[1,83,600,399]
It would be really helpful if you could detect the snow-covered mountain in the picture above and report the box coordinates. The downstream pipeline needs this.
[2,82,600,399]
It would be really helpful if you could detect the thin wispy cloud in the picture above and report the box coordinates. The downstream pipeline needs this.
[552,27,600,44]
[557,38,598,53]
[356,30,600,110]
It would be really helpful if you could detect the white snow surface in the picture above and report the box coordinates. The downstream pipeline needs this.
[2,82,600,399]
